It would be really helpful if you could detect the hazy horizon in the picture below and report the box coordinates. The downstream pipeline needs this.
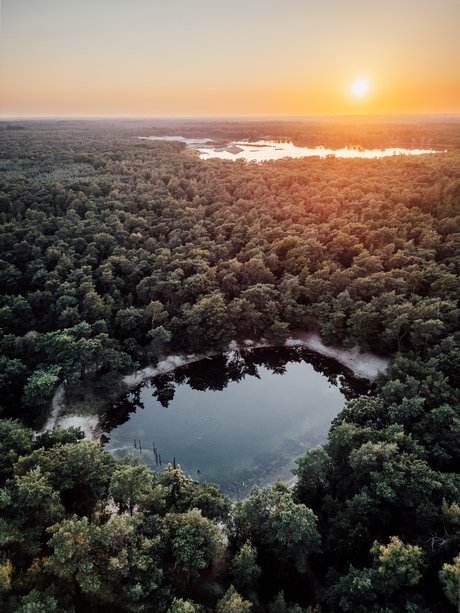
[2,114,460,122]
[1,0,460,118]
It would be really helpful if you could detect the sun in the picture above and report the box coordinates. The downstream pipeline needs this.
[351,80,370,98]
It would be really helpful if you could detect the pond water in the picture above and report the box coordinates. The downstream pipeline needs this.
[195,140,436,162]
[139,136,437,162]
[102,347,372,499]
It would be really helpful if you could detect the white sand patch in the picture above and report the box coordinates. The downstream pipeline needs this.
[123,351,220,389]
[56,415,100,440]
[41,384,66,432]
[285,331,389,381]
[123,332,388,392]
[38,384,101,441]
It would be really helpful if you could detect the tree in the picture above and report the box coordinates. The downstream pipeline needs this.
[179,482,231,522]
[180,291,234,352]
[148,326,172,359]
[381,302,412,351]
[46,514,167,612]
[0,466,64,558]
[0,357,30,411]
[439,554,460,613]
[228,298,263,337]
[81,291,110,324]
[346,306,381,352]
[268,591,304,613]
[292,447,331,511]
[114,307,150,342]
[21,366,61,414]
[0,558,12,600]
[162,508,221,593]
[154,465,230,520]
[230,484,321,574]
[137,275,162,305]
[216,586,252,613]
[183,271,218,301]
[109,456,153,515]
[168,598,203,613]
[146,300,169,327]
[241,257,275,287]
[34,424,85,450]
[57,306,81,328]
[325,537,423,613]
[264,321,290,345]
[232,541,261,596]
[0,418,34,482]
[240,285,280,332]
[9,589,62,613]
[35,439,116,520]
[410,318,445,354]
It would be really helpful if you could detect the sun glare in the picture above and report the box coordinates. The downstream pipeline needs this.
[351,80,370,98]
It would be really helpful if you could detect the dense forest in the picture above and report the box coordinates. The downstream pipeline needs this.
[1,118,460,612]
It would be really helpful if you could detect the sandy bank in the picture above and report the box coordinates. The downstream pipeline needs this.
[124,331,388,390]
[285,330,389,381]
[40,383,99,440]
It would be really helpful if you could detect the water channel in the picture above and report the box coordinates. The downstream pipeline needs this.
[102,347,373,499]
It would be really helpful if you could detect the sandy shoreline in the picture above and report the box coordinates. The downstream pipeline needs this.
[286,330,389,381]
[42,331,389,440]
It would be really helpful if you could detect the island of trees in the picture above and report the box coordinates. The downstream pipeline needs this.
[1,118,460,612]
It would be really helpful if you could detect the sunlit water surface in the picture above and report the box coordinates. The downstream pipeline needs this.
[102,347,372,499]
[140,136,436,162]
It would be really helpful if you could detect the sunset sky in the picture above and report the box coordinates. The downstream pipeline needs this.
[1,0,460,117]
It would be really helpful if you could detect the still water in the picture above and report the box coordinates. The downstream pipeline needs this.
[140,136,436,162]
[195,140,436,162]
[102,347,372,499]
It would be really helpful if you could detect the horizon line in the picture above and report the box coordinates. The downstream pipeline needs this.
[2,113,460,121]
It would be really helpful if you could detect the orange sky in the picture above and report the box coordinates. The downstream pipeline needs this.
[1,0,460,117]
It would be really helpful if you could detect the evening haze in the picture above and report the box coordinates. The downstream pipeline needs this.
[1,0,460,117]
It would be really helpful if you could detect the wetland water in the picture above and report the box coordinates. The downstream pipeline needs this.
[195,141,436,162]
[102,347,372,499]
[140,136,437,162]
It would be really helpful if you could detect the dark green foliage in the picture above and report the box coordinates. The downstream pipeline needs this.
[215,586,252,613]
[2,120,460,611]
[0,420,232,612]
[291,334,460,611]
[231,541,261,598]
[226,482,321,599]
[1,120,460,424]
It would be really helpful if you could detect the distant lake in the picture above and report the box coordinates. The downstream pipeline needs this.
[140,136,437,162]
[102,347,372,499]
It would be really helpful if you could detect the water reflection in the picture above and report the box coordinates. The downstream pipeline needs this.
[195,140,437,162]
[138,136,438,162]
[101,347,373,499]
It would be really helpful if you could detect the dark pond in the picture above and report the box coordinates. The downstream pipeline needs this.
[102,347,373,499]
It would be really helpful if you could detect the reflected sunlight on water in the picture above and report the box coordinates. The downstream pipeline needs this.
[195,141,436,162]
[139,136,438,162]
